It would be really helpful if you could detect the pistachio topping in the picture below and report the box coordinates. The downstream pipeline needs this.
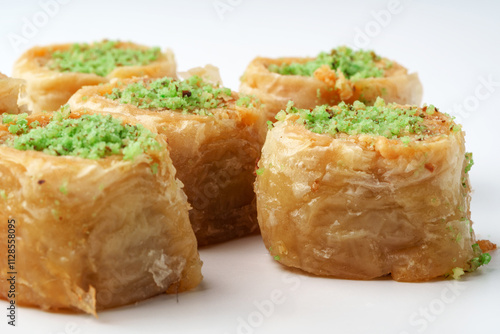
[106,76,233,115]
[47,40,161,77]
[276,98,457,142]
[467,243,492,273]
[268,46,388,81]
[236,95,260,108]
[2,107,160,160]
[464,152,474,173]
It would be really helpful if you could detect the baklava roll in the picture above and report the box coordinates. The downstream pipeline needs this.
[12,40,176,113]
[0,107,202,314]
[0,73,26,114]
[69,75,266,246]
[240,46,422,121]
[255,98,490,281]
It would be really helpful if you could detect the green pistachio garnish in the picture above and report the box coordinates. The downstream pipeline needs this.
[106,76,233,116]
[268,46,387,81]
[47,40,161,77]
[236,95,260,108]
[464,152,474,173]
[3,107,160,160]
[2,113,29,135]
[468,243,492,272]
[277,98,435,141]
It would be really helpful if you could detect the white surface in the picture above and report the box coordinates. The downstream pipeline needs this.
[1,0,499,333]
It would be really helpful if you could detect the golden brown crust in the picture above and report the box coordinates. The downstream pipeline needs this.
[0,72,27,114]
[255,111,476,281]
[68,77,266,246]
[0,110,202,314]
[240,56,423,121]
[12,41,177,113]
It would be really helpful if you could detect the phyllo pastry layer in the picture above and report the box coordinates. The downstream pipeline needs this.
[255,98,490,281]
[240,46,422,121]
[69,74,266,246]
[0,107,202,314]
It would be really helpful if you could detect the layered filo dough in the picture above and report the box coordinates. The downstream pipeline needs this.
[255,102,481,281]
[69,76,266,246]
[12,41,177,113]
[0,110,202,314]
[240,50,423,121]
[0,73,26,114]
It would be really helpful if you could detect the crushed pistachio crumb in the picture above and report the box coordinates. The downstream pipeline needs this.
[451,267,465,280]
[426,104,436,115]
[3,113,29,135]
[151,163,159,174]
[279,98,431,141]
[268,46,387,81]
[462,177,467,188]
[59,182,68,195]
[274,255,280,261]
[464,152,474,173]
[266,120,274,130]
[3,108,160,160]
[47,40,161,77]
[256,168,264,176]
[468,243,491,272]
[236,95,259,108]
[106,76,232,115]
[0,190,7,200]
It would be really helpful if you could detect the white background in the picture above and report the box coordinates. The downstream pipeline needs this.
[1,0,499,333]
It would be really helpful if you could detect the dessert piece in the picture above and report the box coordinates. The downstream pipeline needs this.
[12,40,176,113]
[255,98,491,281]
[0,73,26,114]
[240,46,423,121]
[0,107,202,314]
[69,74,266,246]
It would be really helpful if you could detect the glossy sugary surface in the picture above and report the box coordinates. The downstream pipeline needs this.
[0,111,202,314]
[255,111,476,281]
